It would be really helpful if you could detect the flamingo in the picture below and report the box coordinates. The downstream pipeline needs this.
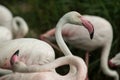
[0,4,29,38]
[109,52,120,67]
[0,51,87,80]
[40,15,119,80]
[0,38,55,75]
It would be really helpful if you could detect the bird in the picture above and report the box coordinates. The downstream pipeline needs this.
[0,38,55,74]
[0,50,87,80]
[40,14,119,80]
[0,4,29,38]
[109,52,120,67]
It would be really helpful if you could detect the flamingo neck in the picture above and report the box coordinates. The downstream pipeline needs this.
[12,17,28,38]
[55,17,72,56]
[55,17,77,74]
[101,41,119,80]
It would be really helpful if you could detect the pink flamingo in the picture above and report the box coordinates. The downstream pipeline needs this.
[40,15,119,80]
[0,50,87,80]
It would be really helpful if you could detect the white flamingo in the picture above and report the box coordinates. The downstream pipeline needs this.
[40,15,119,80]
[0,53,87,80]
[0,38,55,74]
[0,4,29,38]
[109,52,120,67]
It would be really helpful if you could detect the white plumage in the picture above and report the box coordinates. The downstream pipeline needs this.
[0,38,55,71]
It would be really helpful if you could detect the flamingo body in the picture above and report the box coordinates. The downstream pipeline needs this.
[0,38,55,70]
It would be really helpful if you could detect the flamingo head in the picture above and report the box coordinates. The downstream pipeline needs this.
[108,60,117,68]
[108,53,120,68]
[63,11,94,39]
[40,33,47,40]
[39,28,56,41]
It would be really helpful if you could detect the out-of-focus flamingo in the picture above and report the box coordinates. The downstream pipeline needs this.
[0,38,55,75]
[1,50,87,80]
[40,15,119,80]
[0,5,29,38]
[109,52,120,67]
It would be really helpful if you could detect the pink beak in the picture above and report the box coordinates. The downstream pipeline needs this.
[80,17,94,39]
[10,50,19,65]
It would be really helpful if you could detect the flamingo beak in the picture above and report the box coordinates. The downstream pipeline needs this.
[10,50,19,65]
[80,17,94,39]
[40,34,46,40]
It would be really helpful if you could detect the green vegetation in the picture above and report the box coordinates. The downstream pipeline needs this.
[1,0,120,79]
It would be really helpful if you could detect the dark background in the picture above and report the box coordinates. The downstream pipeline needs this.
[0,0,120,80]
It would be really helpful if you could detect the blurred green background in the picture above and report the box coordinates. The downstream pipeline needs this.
[0,0,120,80]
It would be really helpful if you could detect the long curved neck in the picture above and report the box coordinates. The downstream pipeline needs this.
[55,17,72,56]
[101,40,119,80]
[12,16,29,38]
[13,56,87,80]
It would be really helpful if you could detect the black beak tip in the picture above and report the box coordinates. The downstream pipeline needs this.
[14,50,19,56]
[90,32,94,39]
